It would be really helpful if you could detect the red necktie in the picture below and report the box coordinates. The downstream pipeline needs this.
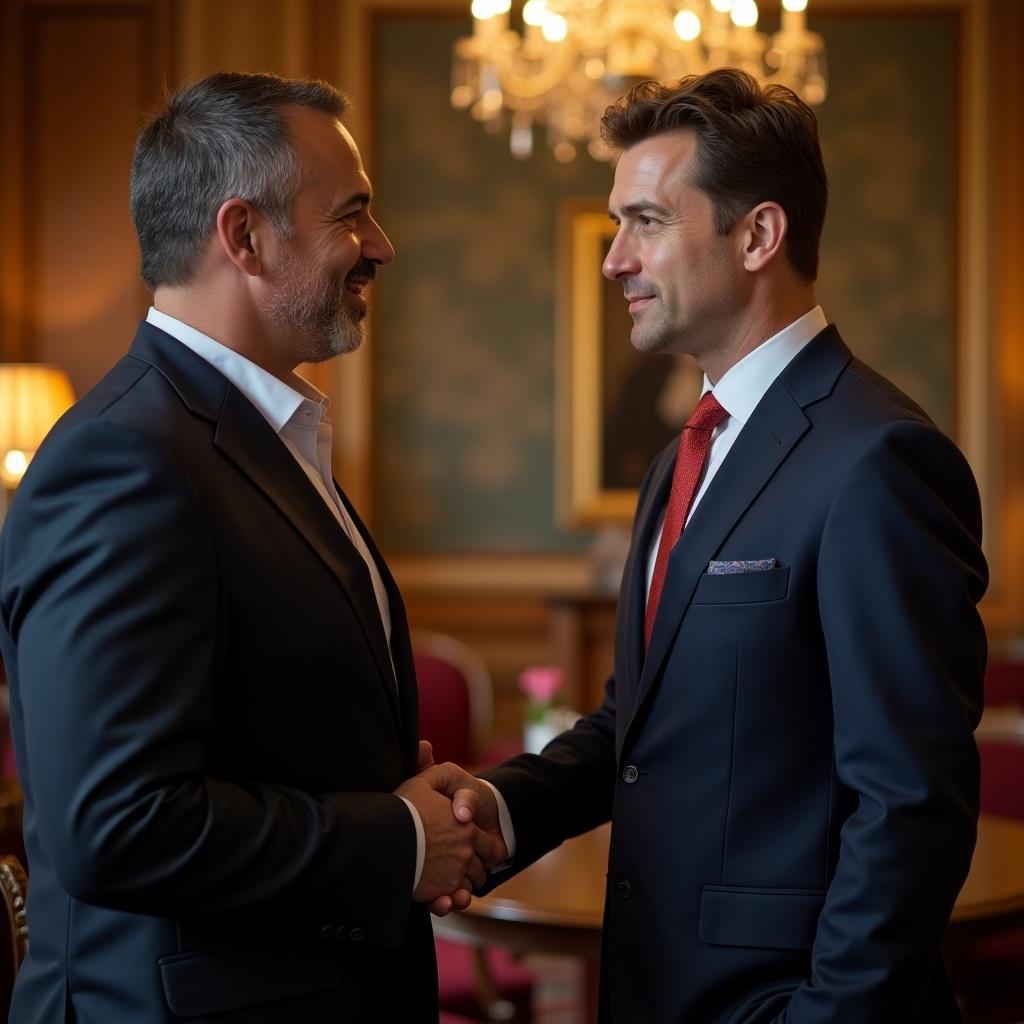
[644,392,728,649]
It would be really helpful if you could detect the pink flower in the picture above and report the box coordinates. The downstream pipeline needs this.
[518,666,563,705]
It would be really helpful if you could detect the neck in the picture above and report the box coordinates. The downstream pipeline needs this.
[701,286,817,385]
[153,285,296,382]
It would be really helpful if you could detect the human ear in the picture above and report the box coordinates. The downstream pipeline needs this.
[741,202,787,273]
[214,199,267,277]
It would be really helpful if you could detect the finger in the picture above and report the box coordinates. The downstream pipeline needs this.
[490,834,509,866]
[470,824,497,860]
[416,740,434,772]
[452,785,479,823]
[425,761,473,798]
[466,855,486,891]
[451,886,472,911]
[429,893,453,917]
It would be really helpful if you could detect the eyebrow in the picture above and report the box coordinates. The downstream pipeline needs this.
[330,190,372,216]
[609,200,672,220]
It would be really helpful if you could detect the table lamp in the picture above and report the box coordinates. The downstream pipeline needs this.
[0,363,75,521]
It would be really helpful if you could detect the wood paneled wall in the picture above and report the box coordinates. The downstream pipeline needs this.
[0,1,1021,747]
[0,0,171,391]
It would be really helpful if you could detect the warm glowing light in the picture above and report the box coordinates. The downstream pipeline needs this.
[553,141,576,162]
[731,0,758,28]
[522,0,547,26]
[471,0,507,20]
[541,11,568,42]
[674,10,701,41]
[2,450,28,482]
[452,0,827,161]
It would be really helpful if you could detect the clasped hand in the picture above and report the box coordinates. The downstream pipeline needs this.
[393,741,506,917]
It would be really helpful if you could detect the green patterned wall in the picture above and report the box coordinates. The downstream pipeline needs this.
[371,11,956,553]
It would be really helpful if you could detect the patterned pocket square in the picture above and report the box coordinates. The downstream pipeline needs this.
[707,558,778,575]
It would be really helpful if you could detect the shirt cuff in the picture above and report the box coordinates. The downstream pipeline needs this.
[480,778,517,865]
[398,795,426,893]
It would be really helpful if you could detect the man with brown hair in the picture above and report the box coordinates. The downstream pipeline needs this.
[450,68,987,1022]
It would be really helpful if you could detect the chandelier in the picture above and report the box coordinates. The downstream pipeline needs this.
[451,0,827,162]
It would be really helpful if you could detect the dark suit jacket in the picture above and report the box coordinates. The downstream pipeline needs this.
[482,327,987,1023]
[0,322,436,1023]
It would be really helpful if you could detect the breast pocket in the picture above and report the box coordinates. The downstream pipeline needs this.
[691,566,790,605]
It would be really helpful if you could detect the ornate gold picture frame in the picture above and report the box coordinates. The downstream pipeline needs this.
[557,199,701,528]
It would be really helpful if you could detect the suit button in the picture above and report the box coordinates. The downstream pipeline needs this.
[334,926,348,940]
[350,927,365,942]
[320,925,335,939]
[616,880,632,899]
[622,765,639,784]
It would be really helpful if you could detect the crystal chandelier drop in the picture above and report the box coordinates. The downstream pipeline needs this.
[451,0,827,162]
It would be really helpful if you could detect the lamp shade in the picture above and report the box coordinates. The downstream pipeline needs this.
[0,363,75,486]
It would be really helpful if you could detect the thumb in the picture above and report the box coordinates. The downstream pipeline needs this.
[451,785,479,823]
[416,740,435,772]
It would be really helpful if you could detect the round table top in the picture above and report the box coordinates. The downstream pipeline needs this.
[435,813,1024,955]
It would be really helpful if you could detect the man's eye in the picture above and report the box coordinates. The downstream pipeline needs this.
[638,215,654,226]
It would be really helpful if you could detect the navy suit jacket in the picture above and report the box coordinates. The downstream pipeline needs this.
[0,323,436,1023]
[482,326,987,1023]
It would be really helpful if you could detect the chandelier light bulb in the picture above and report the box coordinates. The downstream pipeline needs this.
[452,0,826,161]
[541,11,569,42]
[522,0,548,26]
[731,0,758,28]
[674,10,702,42]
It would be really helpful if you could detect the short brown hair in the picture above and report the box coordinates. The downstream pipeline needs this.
[601,68,827,281]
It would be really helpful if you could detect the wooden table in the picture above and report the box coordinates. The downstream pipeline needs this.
[435,814,1024,996]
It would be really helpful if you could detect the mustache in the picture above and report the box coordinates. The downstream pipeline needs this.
[346,259,377,284]
[622,280,654,300]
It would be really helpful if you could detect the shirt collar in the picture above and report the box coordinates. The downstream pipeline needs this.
[704,305,828,425]
[146,307,329,434]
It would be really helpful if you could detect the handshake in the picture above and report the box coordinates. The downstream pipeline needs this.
[394,741,506,916]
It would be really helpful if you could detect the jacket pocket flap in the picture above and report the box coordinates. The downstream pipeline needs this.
[698,885,825,950]
[159,945,345,1017]
[692,566,789,605]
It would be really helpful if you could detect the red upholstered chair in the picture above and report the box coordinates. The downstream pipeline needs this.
[413,632,535,1023]
[952,705,1024,1022]
[983,658,1024,707]
[0,855,28,1024]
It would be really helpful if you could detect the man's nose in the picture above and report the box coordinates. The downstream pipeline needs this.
[363,215,395,266]
[602,230,638,280]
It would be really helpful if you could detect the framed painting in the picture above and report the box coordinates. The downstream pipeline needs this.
[557,200,702,527]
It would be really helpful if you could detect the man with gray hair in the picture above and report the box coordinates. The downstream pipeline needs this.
[0,71,501,1023]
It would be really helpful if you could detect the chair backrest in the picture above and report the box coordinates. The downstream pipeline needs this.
[0,854,28,1022]
[412,631,493,766]
[977,706,1024,821]
[985,659,1024,707]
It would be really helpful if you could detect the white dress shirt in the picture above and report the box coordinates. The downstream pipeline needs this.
[645,306,828,596]
[145,308,426,891]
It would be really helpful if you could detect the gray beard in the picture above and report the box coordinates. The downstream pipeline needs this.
[267,246,365,363]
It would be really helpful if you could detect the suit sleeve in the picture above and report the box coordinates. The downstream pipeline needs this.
[780,420,987,1022]
[2,419,417,946]
[476,445,676,879]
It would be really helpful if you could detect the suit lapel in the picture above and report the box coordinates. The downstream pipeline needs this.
[628,326,853,729]
[129,323,403,734]
[334,485,420,772]
[622,446,675,706]
[214,386,399,703]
